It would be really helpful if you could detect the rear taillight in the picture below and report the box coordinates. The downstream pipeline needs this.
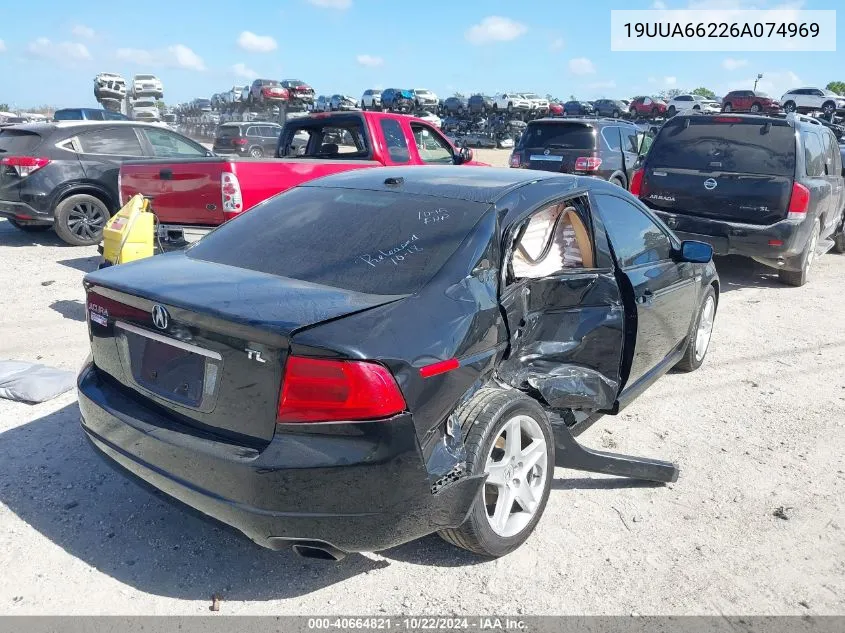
[509,153,521,168]
[221,171,243,219]
[1,156,50,177]
[118,169,124,206]
[787,182,810,219]
[629,168,645,197]
[232,137,248,146]
[713,116,742,123]
[277,356,406,423]
[575,156,602,171]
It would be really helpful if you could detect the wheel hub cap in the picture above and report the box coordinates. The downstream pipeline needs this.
[483,414,548,538]
[695,296,716,362]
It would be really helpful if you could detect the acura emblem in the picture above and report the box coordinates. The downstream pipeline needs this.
[544,149,550,155]
[704,178,717,190]
[151,305,169,330]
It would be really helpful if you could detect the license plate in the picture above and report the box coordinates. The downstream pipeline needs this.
[530,154,563,161]
[116,322,222,410]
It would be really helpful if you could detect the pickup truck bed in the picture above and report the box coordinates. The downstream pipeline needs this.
[119,111,486,246]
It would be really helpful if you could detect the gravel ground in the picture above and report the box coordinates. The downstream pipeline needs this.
[0,149,843,615]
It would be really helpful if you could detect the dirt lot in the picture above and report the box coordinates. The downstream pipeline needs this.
[0,149,843,615]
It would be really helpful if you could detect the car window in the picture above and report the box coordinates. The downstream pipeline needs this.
[410,123,453,164]
[143,128,205,157]
[820,130,839,174]
[0,129,43,153]
[77,127,144,156]
[187,186,491,296]
[648,117,796,177]
[803,131,825,177]
[380,119,409,163]
[510,201,594,280]
[623,127,640,153]
[281,120,369,159]
[595,194,672,268]
[600,126,621,151]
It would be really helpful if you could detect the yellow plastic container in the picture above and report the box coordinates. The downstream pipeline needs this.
[101,194,155,266]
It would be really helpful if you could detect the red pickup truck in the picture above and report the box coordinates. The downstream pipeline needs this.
[119,111,488,246]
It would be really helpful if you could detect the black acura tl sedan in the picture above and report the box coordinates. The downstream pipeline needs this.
[78,166,719,559]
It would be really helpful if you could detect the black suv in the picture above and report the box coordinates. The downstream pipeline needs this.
[212,122,281,158]
[0,121,211,246]
[592,99,628,118]
[509,117,646,189]
[632,112,845,286]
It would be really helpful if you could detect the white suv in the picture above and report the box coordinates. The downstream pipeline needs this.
[520,93,549,114]
[494,93,532,113]
[667,94,721,115]
[133,74,164,99]
[412,88,439,110]
[361,89,382,110]
[780,87,845,116]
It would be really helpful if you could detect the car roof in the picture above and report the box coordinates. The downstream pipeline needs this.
[299,165,602,203]
[8,121,170,133]
[528,116,636,126]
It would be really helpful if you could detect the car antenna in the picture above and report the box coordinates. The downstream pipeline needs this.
[384,176,404,185]
[683,118,691,129]
[762,121,772,134]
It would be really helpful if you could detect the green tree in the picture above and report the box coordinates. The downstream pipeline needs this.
[0,103,9,112]
[569,94,576,101]
[453,92,465,99]
[691,87,716,99]
[825,81,845,95]
[155,101,167,113]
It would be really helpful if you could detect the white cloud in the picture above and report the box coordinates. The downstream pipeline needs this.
[356,54,383,67]
[648,76,679,87]
[465,16,527,45]
[307,0,352,9]
[665,76,677,86]
[652,1,668,8]
[25,38,91,64]
[232,62,256,79]
[72,24,95,39]
[549,37,564,52]
[0,40,6,53]
[169,44,205,71]
[722,57,748,70]
[237,31,277,53]
[568,57,596,75]
[116,44,205,71]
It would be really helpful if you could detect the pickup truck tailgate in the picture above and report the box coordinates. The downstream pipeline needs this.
[121,157,228,225]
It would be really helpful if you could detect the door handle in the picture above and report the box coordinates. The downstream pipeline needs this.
[159,168,173,180]
[637,290,655,305]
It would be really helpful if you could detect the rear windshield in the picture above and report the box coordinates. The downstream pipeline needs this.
[648,118,796,176]
[216,125,242,137]
[187,187,489,295]
[0,130,43,153]
[54,110,86,120]
[519,123,596,150]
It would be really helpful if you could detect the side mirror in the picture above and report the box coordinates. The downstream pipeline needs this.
[677,240,713,264]
[455,146,472,164]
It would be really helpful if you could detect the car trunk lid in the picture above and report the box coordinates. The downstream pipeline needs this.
[640,116,796,225]
[84,253,404,446]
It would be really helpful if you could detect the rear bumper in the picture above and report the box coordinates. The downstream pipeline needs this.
[77,362,479,553]
[0,199,52,223]
[652,210,810,268]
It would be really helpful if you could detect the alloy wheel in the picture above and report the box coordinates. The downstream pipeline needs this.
[806,221,820,271]
[483,414,548,538]
[694,296,716,362]
[66,201,108,240]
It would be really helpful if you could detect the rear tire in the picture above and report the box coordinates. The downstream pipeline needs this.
[612,109,620,118]
[53,193,111,247]
[783,101,796,113]
[667,106,676,117]
[249,146,263,158]
[7,219,52,232]
[778,219,820,287]
[822,101,836,116]
[651,107,660,117]
[675,287,717,372]
[722,103,733,113]
[438,389,554,558]
[750,103,762,113]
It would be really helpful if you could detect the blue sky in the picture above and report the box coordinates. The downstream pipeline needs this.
[0,0,840,109]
